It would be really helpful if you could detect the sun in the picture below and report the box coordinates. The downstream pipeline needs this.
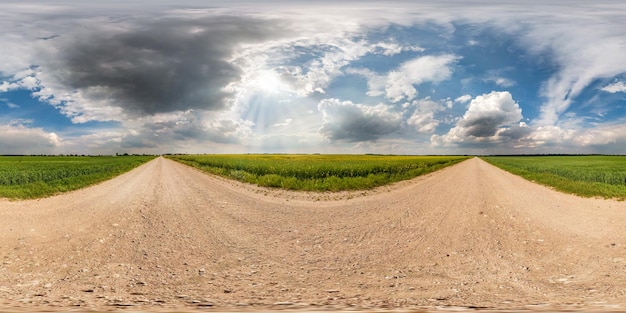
[251,70,286,94]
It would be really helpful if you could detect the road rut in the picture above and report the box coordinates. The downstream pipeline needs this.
[1,157,626,311]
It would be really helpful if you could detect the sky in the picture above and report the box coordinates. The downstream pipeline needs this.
[1,1,626,155]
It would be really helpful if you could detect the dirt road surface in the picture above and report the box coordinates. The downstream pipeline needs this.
[2,157,626,312]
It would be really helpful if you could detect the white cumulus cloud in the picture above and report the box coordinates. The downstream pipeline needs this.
[0,123,62,154]
[432,91,526,145]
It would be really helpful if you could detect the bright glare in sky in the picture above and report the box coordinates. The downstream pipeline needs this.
[251,70,286,95]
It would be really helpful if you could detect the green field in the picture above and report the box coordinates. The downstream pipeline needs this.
[482,155,626,200]
[0,155,155,199]
[168,154,469,192]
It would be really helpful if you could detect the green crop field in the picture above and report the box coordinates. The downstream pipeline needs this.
[168,154,469,192]
[482,155,626,200]
[0,155,155,199]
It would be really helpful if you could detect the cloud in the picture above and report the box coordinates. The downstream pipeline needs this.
[519,16,626,125]
[369,41,424,56]
[482,69,515,88]
[0,81,20,93]
[1,1,626,155]
[407,98,444,133]
[318,98,402,142]
[454,94,472,103]
[0,123,61,154]
[356,54,459,103]
[601,81,626,93]
[265,37,377,96]
[29,15,291,122]
[255,132,325,154]
[433,99,626,153]
[0,68,40,92]
[0,98,20,109]
[573,122,626,147]
[512,121,626,154]
[273,118,293,127]
[46,110,257,154]
[202,118,254,145]
[453,91,522,137]
[135,111,254,146]
[233,35,407,100]
[526,125,574,146]
[432,91,526,146]
[59,111,256,154]
[484,76,515,88]
[6,119,35,126]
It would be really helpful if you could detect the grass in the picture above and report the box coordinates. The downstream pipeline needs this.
[167,154,469,192]
[481,155,626,200]
[0,155,155,199]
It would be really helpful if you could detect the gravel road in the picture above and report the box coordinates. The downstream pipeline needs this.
[1,157,626,312]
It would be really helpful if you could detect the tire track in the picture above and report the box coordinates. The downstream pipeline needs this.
[1,157,626,311]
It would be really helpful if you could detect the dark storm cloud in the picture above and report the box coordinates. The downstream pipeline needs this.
[49,15,289,116]
[459,116,509,138]
[318,99,402,142]
[498,123,532,140]
[120,135,158,149]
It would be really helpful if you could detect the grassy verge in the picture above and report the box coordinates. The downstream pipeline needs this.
[167,154,469,192]
[0,155,155,199]
[481,155,626,200]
